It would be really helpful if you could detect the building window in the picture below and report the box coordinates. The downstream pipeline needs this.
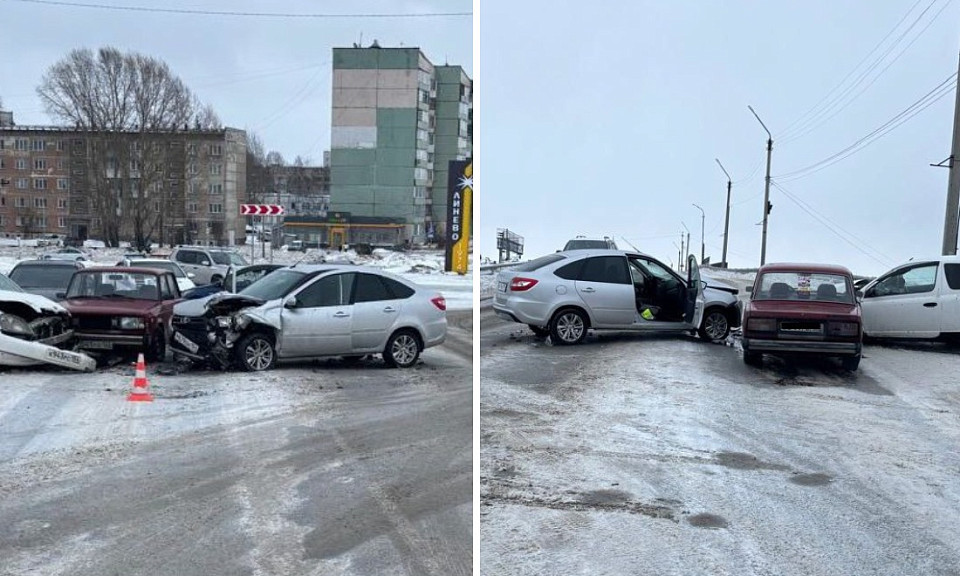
[58,198,68,209]
[15,139,28,151]
[16,197,26,208]
[187,143,197,155]
[34,178,47,190]
[189,163,198,175]
[37,216,47,228]
[57,159,66,170]
[208,183,222,195]
[58,217,67,228]
[16,158,27,170]
[209,203,222,214]
[188,202,198,213]
[15,178,27,189]
[34,197,47,208]
[209,144,222,156]
[34,158,47,170]
[209,163,221,176]
[0,158,3,169]
[188,181,199,195]
[57,178,68,190]
[57,140,67,151]
[32,139,45,151]
[15,216,23,226]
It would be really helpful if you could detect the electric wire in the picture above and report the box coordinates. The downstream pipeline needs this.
[1,0,471,18]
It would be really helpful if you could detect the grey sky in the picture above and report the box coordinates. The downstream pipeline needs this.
[0,0,471,165]
[478,0,959,277]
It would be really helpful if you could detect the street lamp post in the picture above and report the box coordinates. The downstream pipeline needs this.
[692,203,705,264]
[715,159,732,268]
[681,221,690,267]
[748,105,773,266]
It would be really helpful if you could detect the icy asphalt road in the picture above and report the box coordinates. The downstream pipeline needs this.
[480,312,960,576]
[0,311,472,576]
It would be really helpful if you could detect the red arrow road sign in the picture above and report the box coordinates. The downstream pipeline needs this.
[241,204,285,216]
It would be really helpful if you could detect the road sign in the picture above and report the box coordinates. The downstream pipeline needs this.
[240,204,284,216]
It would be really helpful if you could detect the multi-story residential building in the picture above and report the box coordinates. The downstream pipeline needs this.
[0,110,246,246]
[258,164,330,218]
[328,46,472,245]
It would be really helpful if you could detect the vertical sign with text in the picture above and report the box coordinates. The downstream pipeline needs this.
[444,159,473,275]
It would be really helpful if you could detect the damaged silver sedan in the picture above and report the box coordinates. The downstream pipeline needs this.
[169,265,447,371]
[0,272,96,372]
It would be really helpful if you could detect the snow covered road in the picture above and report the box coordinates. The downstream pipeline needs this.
[480,312,960,576]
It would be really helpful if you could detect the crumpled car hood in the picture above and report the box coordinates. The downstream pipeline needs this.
[174,293,265,317]
[0,288,68,315]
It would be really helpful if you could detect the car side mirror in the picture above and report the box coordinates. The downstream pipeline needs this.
[855,290,864,299]
[187,272,195,279]
[283,296,298,309]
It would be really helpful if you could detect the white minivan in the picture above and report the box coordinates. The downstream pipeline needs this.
[859,256,960,340]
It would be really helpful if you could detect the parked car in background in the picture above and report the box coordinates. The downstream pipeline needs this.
[494,250,705,345]
[170,265,447,371]
[118,258,196,293]
[741,263,861,370]
[41,247,88,261]
[0,272,95,371]
[170,246,249,285]
[60,267,182,361]
[859,256,960,341]
[562,236,618,251]
[8,260,86,300]
[181,264,285,300]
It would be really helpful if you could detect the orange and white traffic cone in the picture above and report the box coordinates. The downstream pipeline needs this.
[127,353,154,402]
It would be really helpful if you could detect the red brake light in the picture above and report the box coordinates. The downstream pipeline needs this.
[510,277,539,292]
[431,295,447,311]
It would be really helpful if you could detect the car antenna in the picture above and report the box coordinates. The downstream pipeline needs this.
[290,251,310,268]
[620,236,641,252]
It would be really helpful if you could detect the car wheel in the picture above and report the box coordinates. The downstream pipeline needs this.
[211,275,223,285]
[383,329,421,368]
[743,350,762,366]
[841,355,861,371]
[235,332,276,372]
[698,308,730,342]
[145,330,166,362]
[550,308,587,345]
[528,325,550,338]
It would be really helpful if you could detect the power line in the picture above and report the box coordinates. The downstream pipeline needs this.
[2,0,471,18]
[775,72,957,182]
[777,0,940,141]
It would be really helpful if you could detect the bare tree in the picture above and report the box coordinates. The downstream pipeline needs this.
[265,150,285,167]
[36,47,217,249]
[245,132,269,205]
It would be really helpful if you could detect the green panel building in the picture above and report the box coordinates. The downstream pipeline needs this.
[330,46,472,244]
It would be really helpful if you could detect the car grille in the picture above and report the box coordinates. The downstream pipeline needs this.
[173,315,207,330]
[75,316,113,331]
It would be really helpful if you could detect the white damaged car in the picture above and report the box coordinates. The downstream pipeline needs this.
[0,272,96,371]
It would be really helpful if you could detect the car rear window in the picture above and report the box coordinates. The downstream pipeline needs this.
[513,253,566,272]
[564,240,611,250]
[10,265,76,289]
[945,263,960,290]
[755,272,853,303]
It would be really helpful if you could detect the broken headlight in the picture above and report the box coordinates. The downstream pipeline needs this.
[114,317,145,330]
[215,317,232,329]
[0,313,35,338]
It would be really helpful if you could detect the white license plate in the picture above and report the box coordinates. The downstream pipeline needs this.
[79,340,113,350]
[498,282,507,292]
[174,331,200,353]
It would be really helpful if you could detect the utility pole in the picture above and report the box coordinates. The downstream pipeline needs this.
[679,231,686,271]
[941,50,960,255]
[681,221,690,265]
[692,203,705,263]
[716,158,732,268]
[749,105,773,266]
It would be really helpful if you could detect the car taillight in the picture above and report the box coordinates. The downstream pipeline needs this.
[828,322,860,336]
[431,295,447,311]
[510,277,539,292]
[747,318,776,332]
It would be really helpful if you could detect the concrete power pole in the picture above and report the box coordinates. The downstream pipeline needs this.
[679,232,685,272]
[749,105,774,266]
[716,159,733,267]
[941,50,960,256]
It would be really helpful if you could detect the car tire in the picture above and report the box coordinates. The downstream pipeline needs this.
[145,329,166,363]
[528,325,550,338]
[211,275,223,285]
[235,332,277,372]
[841,355,861,371]
[550,308,587,345]
[698,307,731,342]
[743,350,762,366]
[383,329,421,368]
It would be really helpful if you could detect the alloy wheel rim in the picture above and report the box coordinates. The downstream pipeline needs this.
[392,335,418,365]
[247,338,272,370]
[705,313,728,340]
[557,313,584,342]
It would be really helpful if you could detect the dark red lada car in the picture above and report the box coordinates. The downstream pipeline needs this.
[60,267,181,361]
[742,263,862,370]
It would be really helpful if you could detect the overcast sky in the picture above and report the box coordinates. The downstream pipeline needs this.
[0,0,471,165]
[478,0,960,277]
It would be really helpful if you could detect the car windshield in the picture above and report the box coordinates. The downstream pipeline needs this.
[210,252,248,266]
[239,269,306,300]
[564,240,611,250]
[9,265,76,289]
[755,272,854,303]
[0,274,23,292]
[66,271,162,300]
[129,261,185,278]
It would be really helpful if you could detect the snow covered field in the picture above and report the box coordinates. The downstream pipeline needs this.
[0,245,474,310]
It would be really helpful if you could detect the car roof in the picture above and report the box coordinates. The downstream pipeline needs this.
[560,248,651,258]
[758,262,852,275]
[13,259,84,267]
[76,266,172,275]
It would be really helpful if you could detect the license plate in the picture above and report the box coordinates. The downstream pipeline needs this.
[498,282,507,292]
[79,340,113,350]
[174,330,200,353]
